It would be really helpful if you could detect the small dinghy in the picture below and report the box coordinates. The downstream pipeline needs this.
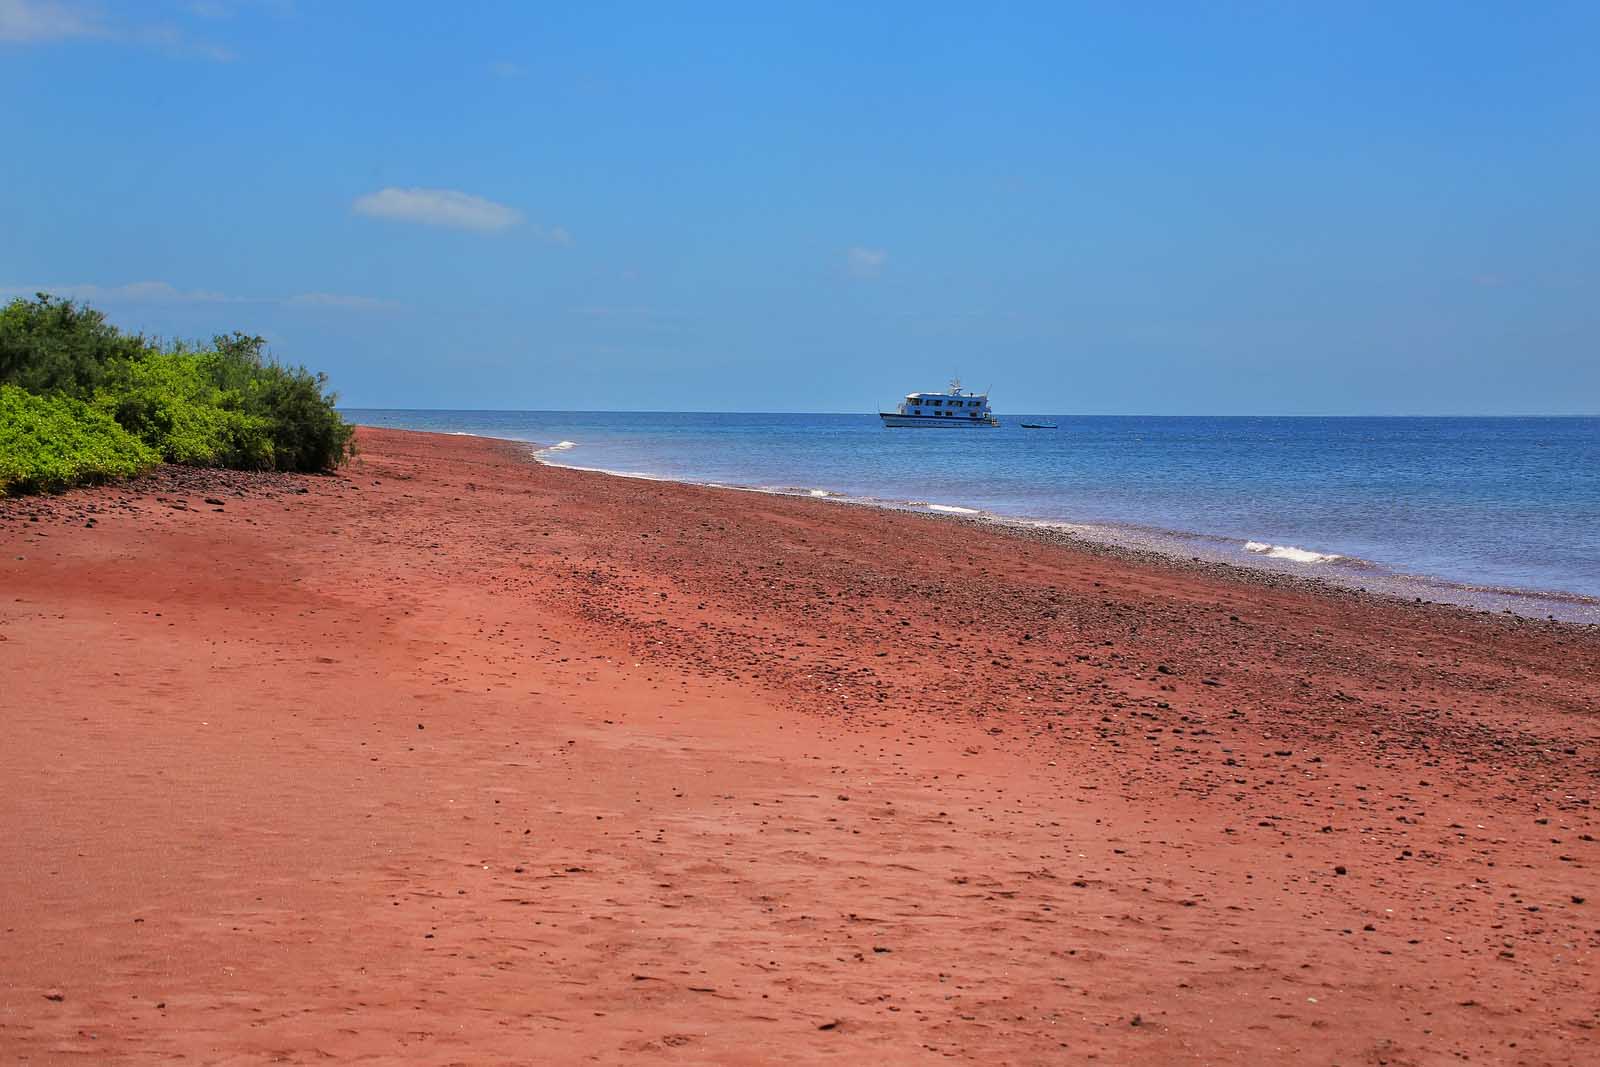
[1019,422,1057,429]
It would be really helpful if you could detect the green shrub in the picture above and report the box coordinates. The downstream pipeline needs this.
[201,332,353,472]
[0,294,147,396]
[0,384,157,495]
[242,362,355,472]
[95,350,276,468]
[0,295,354,492]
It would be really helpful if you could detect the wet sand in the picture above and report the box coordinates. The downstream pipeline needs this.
[2,426,1596,1065]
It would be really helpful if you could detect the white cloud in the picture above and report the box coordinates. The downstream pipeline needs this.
[131,22,235,61]
[1,281,395,311]
[352,187,525,233]
[186,0,295,19]
[0,0,234,59]
[0,281,235,303]
[846,246,888,279]
[283,292,396,311]
[0,0,97,42]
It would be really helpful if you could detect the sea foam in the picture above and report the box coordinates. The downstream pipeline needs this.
[1244,540,1341,564]
[928,503,981,515]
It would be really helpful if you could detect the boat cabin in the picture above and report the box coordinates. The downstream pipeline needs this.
[880,377,998,426]
[900,391,992,417]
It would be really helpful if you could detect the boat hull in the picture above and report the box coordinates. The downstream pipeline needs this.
[879,413,999,428]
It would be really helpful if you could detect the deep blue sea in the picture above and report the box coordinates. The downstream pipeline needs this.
[345,410,1600,623]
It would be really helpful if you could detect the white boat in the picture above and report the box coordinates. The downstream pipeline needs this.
[879,378,999,428]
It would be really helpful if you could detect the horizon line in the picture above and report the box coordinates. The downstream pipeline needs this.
[338,406,1600,419]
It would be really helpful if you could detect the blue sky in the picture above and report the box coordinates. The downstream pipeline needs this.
[3,1,1596,413]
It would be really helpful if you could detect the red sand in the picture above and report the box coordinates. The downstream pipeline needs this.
[2,426,1596,1065]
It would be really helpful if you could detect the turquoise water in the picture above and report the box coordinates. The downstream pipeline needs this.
[345,410,1600,622]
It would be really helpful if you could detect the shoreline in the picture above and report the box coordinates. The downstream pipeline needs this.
[3,425,1596,1064]
[509,433,1600,628]
[345,409,1600,623]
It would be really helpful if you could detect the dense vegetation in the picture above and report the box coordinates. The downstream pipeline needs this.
[0,294,353,495]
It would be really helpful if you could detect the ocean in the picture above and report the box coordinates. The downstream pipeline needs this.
[344,410,1600,624]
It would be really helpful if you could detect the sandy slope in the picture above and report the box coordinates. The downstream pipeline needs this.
[1,427,1596,1065]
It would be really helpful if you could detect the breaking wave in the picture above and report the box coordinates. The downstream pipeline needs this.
[1244,540,1342,564]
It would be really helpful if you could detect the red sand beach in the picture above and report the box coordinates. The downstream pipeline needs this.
[2,426,1596,1065]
